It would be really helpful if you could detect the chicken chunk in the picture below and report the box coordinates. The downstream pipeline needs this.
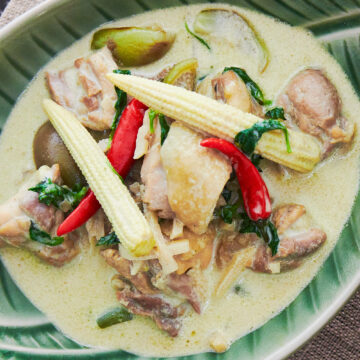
[174,225,215,275]
[141,119,175,219]
[117,289,184,337]
[198,70,263,116]
[46,47,118,130]
[167,273,202,314]
[216,232,257,268]
[0,165,79,266]
[249,204,326,273]
[251,228,326,273]
[272,204,306,235]
[212,70,252,112]
[279,69,354,155]
[274,228,327,260]
[101,248,158,295]
[161,122,232,234]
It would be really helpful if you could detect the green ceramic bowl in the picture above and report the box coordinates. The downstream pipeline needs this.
[0,1,359,359]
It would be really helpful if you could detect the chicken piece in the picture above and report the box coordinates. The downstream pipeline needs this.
[117,289,184,337]
[132,65,172,82]
[250,245,271,273]
[146,258,202,313]
[141,119,175,219]
[279,69,354,155]
[198,70,263,116]
[167,273,202,314]
[250,228,326,274]
[0,165,79,266]
[33,232,79,267]
[216,232,257,268]
[161,122,232,234]
[272,204,306,235]
[174,225,215,274]
[85,209,105,249]
[46,47,118,130]
[101,248,158,295]
[212,70,252,112]
[274,228,326,260]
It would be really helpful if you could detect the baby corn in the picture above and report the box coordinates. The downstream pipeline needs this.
[107,73,321,172]
[43,99,155,256]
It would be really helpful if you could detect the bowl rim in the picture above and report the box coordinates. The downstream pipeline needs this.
[0,1,359,359]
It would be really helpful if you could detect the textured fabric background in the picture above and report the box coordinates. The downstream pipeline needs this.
[0,0,359,359]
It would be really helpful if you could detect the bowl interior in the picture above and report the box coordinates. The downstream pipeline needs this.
[0,1,359,359]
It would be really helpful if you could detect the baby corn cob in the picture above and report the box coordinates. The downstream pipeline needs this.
[107,73,321,172]
[43,99,155,256]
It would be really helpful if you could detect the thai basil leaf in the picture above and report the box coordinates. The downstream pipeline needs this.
[265,107,285,120]
[221,187,232,203]
[223,66,271,105]
[96,232,120,246]
[97,306,133,328]
[239,213,280,256]
[258,220,279,256]
[185,21,211,50]
[250,154,263,172]
[109,69,131,142]
[239,213,262,237]
[235,119,292,156]
[29,221,64,246]
[159,114,170,145]
[29,178,87,210]
[219,203,241,224]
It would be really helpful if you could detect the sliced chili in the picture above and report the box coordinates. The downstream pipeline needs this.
[57,99,148,236]
[200,138,271,221]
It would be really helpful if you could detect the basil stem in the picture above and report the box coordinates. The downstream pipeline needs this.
[148,109,157,134]
[185,22,211,50]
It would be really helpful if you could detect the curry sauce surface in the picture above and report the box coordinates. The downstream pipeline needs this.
[0,4,359,356]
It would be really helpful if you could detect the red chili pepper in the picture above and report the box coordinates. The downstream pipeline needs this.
[200,138,271,221]
[57,99,148,236]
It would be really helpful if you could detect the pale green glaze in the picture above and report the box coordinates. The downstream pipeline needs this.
[0,1,359,359]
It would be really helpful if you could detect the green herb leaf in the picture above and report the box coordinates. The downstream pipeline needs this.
[148,109,157,134]
[219,203,241,224]
[221,187,232,203]
[239,213,262,237]
[235,119,292,156]
[96,306,133,328]
[250,153,263,172]
[185,22,211,50]
[223,66,268,105]
[29,178,88,210]
[265,107,285,120]
[259,220,279,256]
[158,114,170,145]
[234,284,247,295]
[29,221,64,246]
[109,69,131,143]
[96,232,120,246]
[239,214,280,255]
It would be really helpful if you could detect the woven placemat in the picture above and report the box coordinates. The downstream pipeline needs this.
[0,1,359,359]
